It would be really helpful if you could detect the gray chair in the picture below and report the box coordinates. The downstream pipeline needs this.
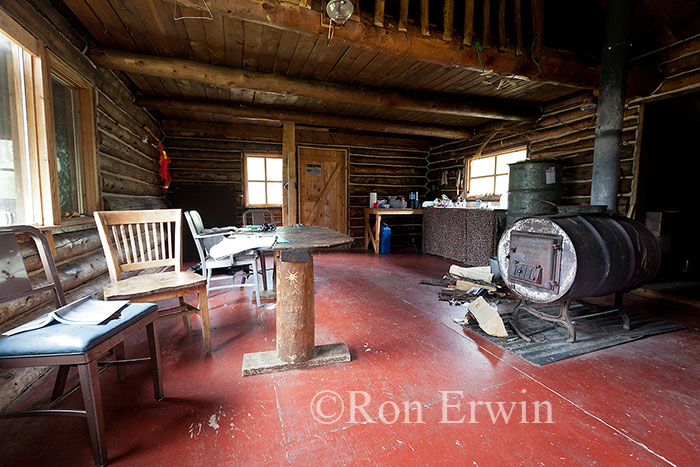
[0,225,163,466]
[241,209,275,291]
[184,210,262,307]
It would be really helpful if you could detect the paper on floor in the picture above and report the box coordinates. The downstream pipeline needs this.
[466,296,507,337]
[209,235,276,259]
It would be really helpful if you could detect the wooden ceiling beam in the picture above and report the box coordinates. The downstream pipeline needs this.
[169,0,655,92]
[137,97,477,140]
[89,48,537,122]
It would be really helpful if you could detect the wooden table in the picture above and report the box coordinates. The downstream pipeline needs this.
[241,225,353,376]
[364,208,424,253]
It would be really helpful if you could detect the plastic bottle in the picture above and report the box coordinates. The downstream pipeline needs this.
[401,197,406,208]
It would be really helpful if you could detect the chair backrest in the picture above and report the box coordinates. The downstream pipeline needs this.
[94,209,182,282]
[242,209,274,227]
[183,210,207,264]
[0,225,66,308]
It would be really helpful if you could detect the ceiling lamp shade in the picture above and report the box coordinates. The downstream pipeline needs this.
[326,0,354,25]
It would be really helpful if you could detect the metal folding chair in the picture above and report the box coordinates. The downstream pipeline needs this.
[184,210,262,307]
[0,225,163,466]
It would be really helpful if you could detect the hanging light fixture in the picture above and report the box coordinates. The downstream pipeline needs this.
[325,0,354,25]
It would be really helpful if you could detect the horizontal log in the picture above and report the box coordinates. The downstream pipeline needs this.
[97,110,156,158]
[170,159,242,170]
[163,120,430,151]
[91,48,538,122]
[100,153,161,185]
[350,175,426,185]
[165,138,279,152]
[19,229,101,273]
[102,194,169,211]
[138,97,480,139]
[97,93,146,139]
[350,185,425,195]
[102,172,163,197]
[350,165,425,176]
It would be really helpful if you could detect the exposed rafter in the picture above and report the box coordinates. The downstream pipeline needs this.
[136,97,477,139]
[171,0,657,93]
[89,48,538,122]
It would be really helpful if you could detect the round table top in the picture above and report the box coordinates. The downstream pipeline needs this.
[264,225,353,251]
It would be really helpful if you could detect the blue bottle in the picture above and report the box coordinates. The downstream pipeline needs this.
[379,222,391,254]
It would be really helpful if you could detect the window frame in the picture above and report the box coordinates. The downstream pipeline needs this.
[0,13,98,228]
[244,153,283,208]
[467,147,528,199]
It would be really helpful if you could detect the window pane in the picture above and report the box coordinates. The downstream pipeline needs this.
[495,175,509,195]
[266,182,282,205]
[0,34,32,226]
[248,181,266,205]
[469,177,494,197]
[247,157,265,180]
[266,158,282,181]
[470,156,495,177]
[496,149,527,173]
[51,75,82,215]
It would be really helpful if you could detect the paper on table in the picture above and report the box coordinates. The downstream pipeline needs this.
[466,297,507,338]
[209,235,277,259]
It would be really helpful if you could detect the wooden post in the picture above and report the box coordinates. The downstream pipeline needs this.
[420,0,430,36]
[482,0,491,48]
[283,122,297,225]
[443,0,454,41]
[374,0,385,27]
[514,0,523,55]
[275,251,315,363]
[398,0,409,32]
[498,0,506,51]
[463,0,474,45]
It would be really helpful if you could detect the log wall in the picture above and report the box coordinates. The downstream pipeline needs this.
[162,123,429,248]
[427,91,641,215]
[0,0,165,409]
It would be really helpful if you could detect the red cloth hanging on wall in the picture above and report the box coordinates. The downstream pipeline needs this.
[157,141,171,193]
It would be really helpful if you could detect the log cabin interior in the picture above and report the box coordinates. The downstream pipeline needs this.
[0,0,699,465]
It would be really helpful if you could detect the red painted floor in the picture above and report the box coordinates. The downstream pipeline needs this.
[1,251,699,466]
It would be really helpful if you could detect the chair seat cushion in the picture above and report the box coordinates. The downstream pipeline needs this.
[104,271,205,300]
[0,303,158,358]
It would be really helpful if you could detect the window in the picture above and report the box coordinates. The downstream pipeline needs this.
[48,54,98,220]
[0,15,97,227]
[244,154,283,207]
[467,148,528,197]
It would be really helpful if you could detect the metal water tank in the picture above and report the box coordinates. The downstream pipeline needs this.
[497,214,661,303]
[506,159,562,225]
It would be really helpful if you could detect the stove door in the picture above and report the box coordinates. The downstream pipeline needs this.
[508,231,563,293]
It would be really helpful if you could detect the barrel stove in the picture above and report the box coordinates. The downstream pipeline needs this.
[497,213,661,341]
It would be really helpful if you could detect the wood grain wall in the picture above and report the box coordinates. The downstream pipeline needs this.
[427,91,640,214]
[162,124,429,248]
[0,0,165,409]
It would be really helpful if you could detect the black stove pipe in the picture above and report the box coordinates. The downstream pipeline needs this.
[590,0,635,211]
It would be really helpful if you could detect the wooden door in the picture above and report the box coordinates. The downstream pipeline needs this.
[297,146,347,233]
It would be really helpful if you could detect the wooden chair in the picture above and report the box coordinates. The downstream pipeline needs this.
[0,225,163,466]
[94,209,212,352]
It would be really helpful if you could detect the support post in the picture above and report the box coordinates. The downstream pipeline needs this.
[590,0,634,211]
[283,122,297,225]
[276,250,315,362]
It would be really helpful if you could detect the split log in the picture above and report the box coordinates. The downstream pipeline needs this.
[463,0,475,45]
[420,0,430,36]
[398,0,409,32]
[443,0,454,41]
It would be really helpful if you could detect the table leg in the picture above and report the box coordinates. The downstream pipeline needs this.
[373,213,382,254]
[364,211,370,250]
[241,250,351,376]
